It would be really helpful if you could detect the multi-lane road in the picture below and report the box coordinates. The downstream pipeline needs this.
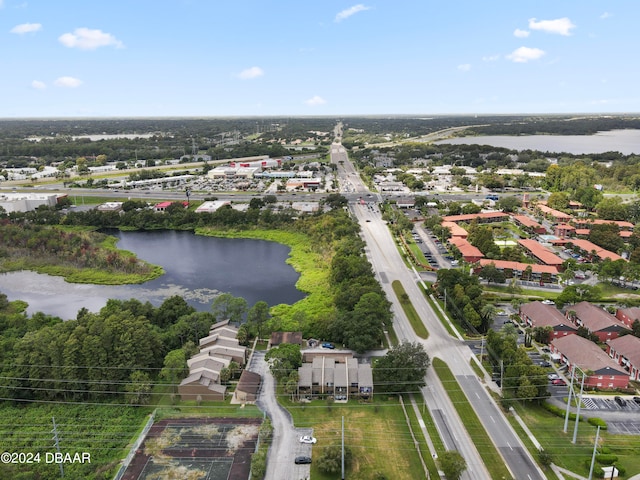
[330,141,546,480]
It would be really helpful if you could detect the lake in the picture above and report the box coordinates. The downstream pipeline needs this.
[0,230,305,319]
[435,129,640,155]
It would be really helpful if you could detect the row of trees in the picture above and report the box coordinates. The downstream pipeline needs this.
[486,326,549,403]
[435,269,493,333]
[0,295,212,403]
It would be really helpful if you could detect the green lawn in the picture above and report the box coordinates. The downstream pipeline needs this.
[511,402,640,479]
[284,396,429,480]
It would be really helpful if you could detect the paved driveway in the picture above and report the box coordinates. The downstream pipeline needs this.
[248,351,314,480]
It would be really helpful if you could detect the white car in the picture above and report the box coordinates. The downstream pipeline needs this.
[542,300,555,305]
[548,373,560,381]
[299,435,317,444]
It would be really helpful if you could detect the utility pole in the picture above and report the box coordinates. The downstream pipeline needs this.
[341,416,345,480]
[572,371,586,444]
[588,425,601,480]
[52,417,64,478]
[564,366,576,433]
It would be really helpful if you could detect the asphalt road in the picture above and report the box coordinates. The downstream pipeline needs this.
[332,141,546,480]
[249,351,314,480]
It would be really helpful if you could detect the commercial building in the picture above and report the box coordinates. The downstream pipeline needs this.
[0,192,60,212]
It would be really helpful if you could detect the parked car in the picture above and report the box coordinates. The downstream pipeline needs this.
[295,456,312,464]
[548,373,560,380]
[539,361,552,368]
[321,342,335,349]
[552,378,567,386]
[542,300,555,305]
[633,396,640,405]
[541,347,551,353]
[299,435,317,444]
[614,396,627,407]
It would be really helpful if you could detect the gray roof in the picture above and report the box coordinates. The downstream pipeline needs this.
[571,302,628,332]
[551,335,627,375]
[607,335,640,368]
[520,301,576,330]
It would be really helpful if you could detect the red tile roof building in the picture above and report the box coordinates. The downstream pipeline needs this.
[566,239,624,262]
[512,215,547,234]
[441,212,509,224]
[475,259,559,283]
[554,223,576,238]
[441,221,469,238]
[448,237,484,262]
[517,239,565,267]
[535,204,573,222]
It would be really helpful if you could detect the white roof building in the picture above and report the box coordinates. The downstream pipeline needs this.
[0,193,59,212]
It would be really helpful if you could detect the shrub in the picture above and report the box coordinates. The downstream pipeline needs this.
[587,417,607,429]
[595,453,618,465]
[542,401,577,420]
[538,448,553,468]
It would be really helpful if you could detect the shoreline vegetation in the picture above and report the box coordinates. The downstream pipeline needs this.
[0,225,164,285]
[196,227,333,327]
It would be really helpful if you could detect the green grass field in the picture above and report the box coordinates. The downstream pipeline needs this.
[284,396,429,480]
[511,402,640,479]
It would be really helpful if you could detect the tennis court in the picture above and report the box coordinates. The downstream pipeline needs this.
[121,417,261,480]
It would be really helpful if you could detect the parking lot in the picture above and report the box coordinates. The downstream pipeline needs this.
[581,395,640,412]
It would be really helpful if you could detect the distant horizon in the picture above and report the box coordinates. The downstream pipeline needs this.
[2,112,640,121]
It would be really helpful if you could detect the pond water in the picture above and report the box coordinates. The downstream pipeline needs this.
[435,129,640,155]
[0,230,305,319]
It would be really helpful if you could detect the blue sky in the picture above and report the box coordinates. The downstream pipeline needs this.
[1,0,638,117]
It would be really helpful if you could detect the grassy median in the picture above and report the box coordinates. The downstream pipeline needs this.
[433,358,512,479]
[392,280,429,339]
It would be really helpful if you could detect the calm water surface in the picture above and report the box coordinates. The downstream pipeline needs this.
[0,230,304,319]
[436,129,640,155]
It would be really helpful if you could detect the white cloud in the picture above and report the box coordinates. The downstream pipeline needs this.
[305,95,326,106]
[457,64,471,72]
[513,28,529,38]
[335,4,370,22]
[237,66,264,80]
[506,46,545,63]
[31,80,46,89]
[54,76,82,88]
[11,23,42,34]
[528,17,576,36]
[482,54,500,62]
[58,28,124,50]
[600,12,612,20]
